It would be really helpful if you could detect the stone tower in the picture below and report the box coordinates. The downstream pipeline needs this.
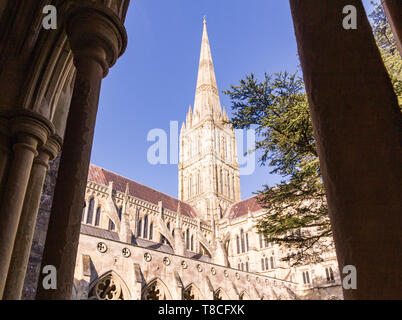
[178,19,241,221]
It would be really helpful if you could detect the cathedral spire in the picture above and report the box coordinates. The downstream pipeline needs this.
[193,18,222,117]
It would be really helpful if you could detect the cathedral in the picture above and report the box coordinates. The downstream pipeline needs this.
[71,20,343,300]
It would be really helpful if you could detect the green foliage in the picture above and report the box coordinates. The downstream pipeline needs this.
[224,73,331,266]
[224,1,401,266]
[369,0,402,106]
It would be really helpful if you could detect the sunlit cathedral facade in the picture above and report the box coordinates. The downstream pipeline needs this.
[71,20,343,300]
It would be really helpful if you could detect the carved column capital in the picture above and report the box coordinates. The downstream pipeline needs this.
[10,110,55,149]
[65,2,128,77]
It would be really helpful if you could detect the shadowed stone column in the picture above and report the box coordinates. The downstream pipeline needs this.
[289,0,402,299]
[0,116,11,201]
[382,0,402,56]
[36,4,127,300]
[0,111,53,298]
[3,136,61,300]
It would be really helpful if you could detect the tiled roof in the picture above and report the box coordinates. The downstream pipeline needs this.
[225,196,265,220]
[88,164,197,218]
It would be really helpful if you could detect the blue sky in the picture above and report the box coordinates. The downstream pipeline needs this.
[91,0,375,200]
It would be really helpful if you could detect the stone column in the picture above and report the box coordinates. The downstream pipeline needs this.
[0,111,53,298]
[0,116,11,201]
[35,4,127,300]
[382,0,402,57]
[289,0,402,299]
[3,136,61,300]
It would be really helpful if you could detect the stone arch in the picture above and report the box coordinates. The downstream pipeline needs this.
[183,283,203,300]
[88,271,131,300]
[142,278,172,300]
[239,291,251,300]
[213,288,230,300]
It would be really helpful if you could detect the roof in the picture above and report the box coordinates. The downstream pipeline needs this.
[225,196,265,220]
[88,164,198,218]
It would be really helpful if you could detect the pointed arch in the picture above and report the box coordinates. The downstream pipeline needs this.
[183,283,203,300]
[142,278,172,300]
[95,207,101,226]
[88,271,131,300]
[143,215,148,239]
[239,291,251,300]
[86,198,95,224]
[213,288,230,300]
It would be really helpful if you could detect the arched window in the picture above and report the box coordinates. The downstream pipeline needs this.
[236,236,240,254]
[270,256,275,269]
[86,198,94,224]
[149,223,153,240]
[240,229,245,253]
[241,263,244,271]
[95,207,101,226]
[220,170,223,194]
[189,175,192,198]
[108,218,115,231]
[167,222,170,230]
[143,215,148,239]
[137,219,142,237]
[245,262,249,272]
[265,257,269,270]
[246,233,249,252]
[227,172,230,197]
[261,258,265,271]
[259,234,263,249]
[118,206,122,220]
[190,235,194,251]
[172,230,175,238]
[186,229,190,250]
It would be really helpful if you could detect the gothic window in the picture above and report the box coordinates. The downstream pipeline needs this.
[241,263,244,271]
[172,230,175,238]
[226,172,230,197]
[95,207,101,226]
[184,285,200,300]
[302,271,311,284]
[265,257,269,270]
[245,262,249,272]
[261,258,265,271]
[190,235,194,251]
[326,267,335,282]
[240,229,245,253]
[189,175,192,198]
[89,273,124,300]
[238,263,241,270]
[246,233,249,252]
[220,170,223,194]
[186,229,190,250]
[143,215,148,239]
[86,198,94,224]
[197,173,201,194]
[118,206,122,220]
[137,219,142,237]
[236,236,240,254]
[108,219,115,231]
[149,223,153,240]
[270,256,275,269]
[142,280,171,300]
[167,222,170,230]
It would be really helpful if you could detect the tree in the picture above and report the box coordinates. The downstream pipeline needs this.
[369,0,402,107]
[223,0,401,266]
[224,72,331,266]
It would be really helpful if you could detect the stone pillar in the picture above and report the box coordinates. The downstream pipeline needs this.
[289,0,402,299]
[382,0,402,57]
[0,112,53,298]
[0,116,11,201]
[3,136,61,300]
[36,4,127,300]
